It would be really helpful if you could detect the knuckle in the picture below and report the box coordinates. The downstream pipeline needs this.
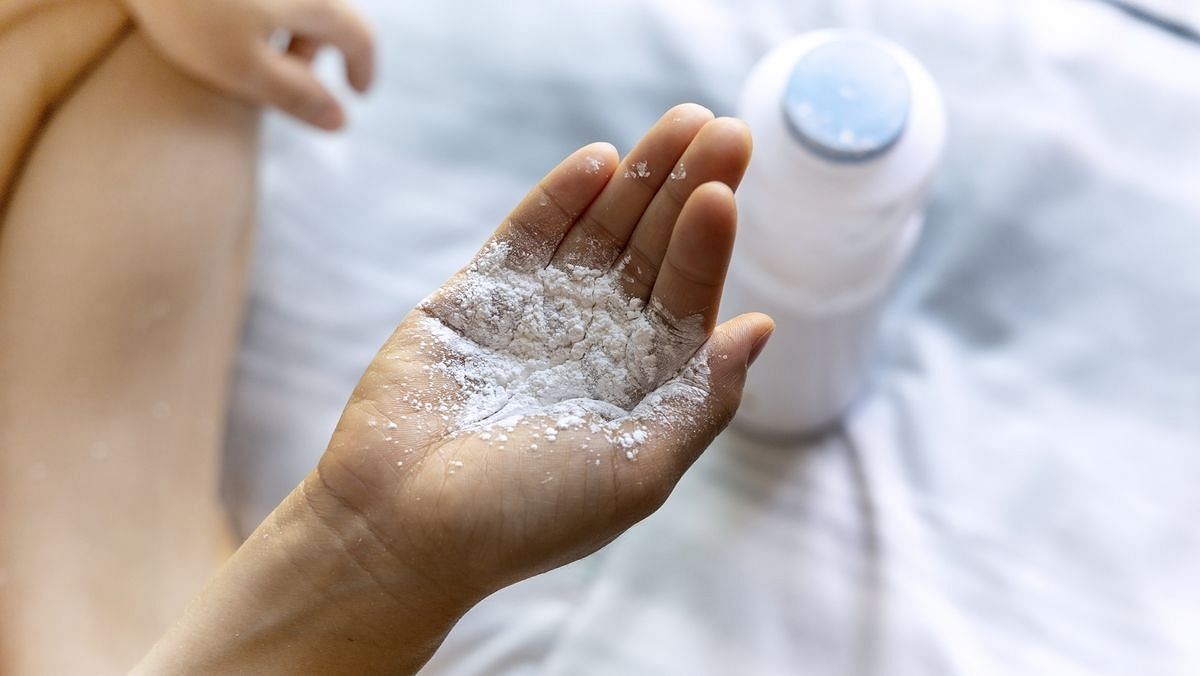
[662,255,719,290]
[535,183,575,223]
[618,245,658,292]
[575,211,623,254]
[661,181,689,211]
[505,215,545,243]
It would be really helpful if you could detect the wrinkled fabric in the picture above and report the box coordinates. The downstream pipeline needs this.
[223,0,1200,673]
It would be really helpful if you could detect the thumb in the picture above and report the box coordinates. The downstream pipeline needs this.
[696,311,776,426]
[619,312,774,486]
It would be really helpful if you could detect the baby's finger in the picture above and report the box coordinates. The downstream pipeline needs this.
[258,50,344,129]
[284,0,375,92]
[647,182,737,334]
[614,313,774,501]
[486,142,618,271]
[287,35,321,63]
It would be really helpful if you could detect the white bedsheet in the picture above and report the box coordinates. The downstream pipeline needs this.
[223,0,1200,672]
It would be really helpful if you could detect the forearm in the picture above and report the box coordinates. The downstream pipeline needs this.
[135,473,478,675]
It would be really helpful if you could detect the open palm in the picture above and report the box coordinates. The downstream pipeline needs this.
[317,105,773,597]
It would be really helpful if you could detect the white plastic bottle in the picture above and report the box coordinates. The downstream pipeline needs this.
[725,29,946,437]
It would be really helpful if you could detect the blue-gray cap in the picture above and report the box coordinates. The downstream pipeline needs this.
[783,36,912,163]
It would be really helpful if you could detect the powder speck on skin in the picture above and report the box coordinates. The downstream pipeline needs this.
[623,160,651,179]
[417,242,713,459]
[669,163,687,180]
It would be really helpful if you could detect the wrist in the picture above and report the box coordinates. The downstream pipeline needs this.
[296,470,481,616]
[137,471,479,675]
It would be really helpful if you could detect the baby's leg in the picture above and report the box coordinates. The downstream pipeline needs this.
[0,12,259,676]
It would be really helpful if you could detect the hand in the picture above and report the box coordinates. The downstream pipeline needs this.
[316,104,773,601]
[137,105,774,675]
[122,0,374,129]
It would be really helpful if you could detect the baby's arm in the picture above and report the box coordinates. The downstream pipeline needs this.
[0,0,70,30]
[120,0,374,129]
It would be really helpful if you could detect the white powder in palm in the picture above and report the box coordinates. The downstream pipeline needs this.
[416,242,711,458]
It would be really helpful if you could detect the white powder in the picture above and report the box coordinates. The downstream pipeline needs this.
[623,160,651,179]
[415,242,712,459]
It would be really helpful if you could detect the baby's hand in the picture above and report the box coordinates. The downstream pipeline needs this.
[123,0,373,129]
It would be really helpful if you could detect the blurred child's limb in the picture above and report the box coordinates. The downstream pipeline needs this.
[0,0,66,29]
[0,0,128,210]
[121,0,375,129]
[0,22,259,676]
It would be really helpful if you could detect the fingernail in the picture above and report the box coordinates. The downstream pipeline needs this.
[747,327,773,368]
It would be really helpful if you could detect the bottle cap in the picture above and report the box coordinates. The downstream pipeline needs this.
[783,37,911,163]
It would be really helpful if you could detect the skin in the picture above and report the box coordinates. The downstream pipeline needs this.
[0,0,128,207]
[1,1,774,673]
[328,113,765,596]
[0,16,258,676]
[138,107,773,674]
[122,0,375,129]
[0,0,369,672]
